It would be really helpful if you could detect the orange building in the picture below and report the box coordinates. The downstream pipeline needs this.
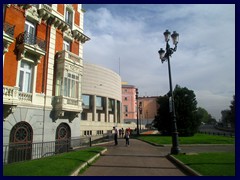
[138,96,159,126]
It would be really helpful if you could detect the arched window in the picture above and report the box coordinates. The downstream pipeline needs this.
[9,121,33,163]
[55,123,71,154]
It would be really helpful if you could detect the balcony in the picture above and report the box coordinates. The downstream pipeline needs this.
[3,86,19,106]
[53,96,82,111]
[53,50,83,121]
[3,22,15,53]
[52,96,82,122]
[57,50,83,65]
[16,31,46,64]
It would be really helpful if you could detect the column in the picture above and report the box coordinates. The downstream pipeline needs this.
[105,97,109,122]
[92,95,96,121]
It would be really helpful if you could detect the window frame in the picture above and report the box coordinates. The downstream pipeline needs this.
[63,72,80,98]
[24,20,36,45]
[63,40,70,51]
[18,60,33,93]
[65,8,73,28]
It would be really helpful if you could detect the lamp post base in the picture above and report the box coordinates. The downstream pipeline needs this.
[171,146,181,155]
[171,131,181,154]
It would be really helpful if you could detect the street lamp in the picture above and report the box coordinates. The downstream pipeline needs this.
[136,88,140,135]
[158,29,181,155]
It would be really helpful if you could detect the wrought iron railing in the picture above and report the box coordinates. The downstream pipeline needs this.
[18,31,46,51]
[3,22,15,37]
[3,134,113,165]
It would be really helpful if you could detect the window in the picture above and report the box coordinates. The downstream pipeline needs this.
[96,96,103,108]
[65,9,73,27]
[19,61,33,93]
[63,72,79,98]
[124,97,128,101]
[63,40,70,51]
[108,98,114,110]
[124,105,128,113]
[82,95,90,106]
[25,20,36,45]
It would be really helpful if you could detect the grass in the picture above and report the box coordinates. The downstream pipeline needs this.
[138,133,235,145]
[3,146,105,176]
[173,152,235,176]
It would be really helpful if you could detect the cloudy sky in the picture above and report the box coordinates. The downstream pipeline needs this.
[82,4,235,120]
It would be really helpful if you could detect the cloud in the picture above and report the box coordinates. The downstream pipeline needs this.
[82,4,235,120]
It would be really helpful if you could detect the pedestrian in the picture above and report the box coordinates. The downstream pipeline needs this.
[119,128,122,137]
[113,126,118,145]
[121,128,124,138]
[125,128,130,146]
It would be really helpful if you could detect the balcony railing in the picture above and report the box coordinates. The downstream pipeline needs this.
[18,92,32,102]
[57,50,82,64]
[3,86,35,106]
[3,86,19,105]
[54,96,82,108]
[18,31,46,51]
[3,22,15,38]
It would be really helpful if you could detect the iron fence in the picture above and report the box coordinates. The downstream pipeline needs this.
[3,22,15,37]
[3,134,113,165]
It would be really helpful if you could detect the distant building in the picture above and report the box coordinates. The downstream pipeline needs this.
[81,63,122,136]
[122,84,137,122]
[138,96,159,127]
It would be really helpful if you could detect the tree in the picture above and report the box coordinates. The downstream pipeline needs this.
[220,95,235,129]
[174,85,201,136]
[196,107,209,124]
[153,85,201,136]
[196,107,217,125]
[229,95,235,128]
[153,95,171,135]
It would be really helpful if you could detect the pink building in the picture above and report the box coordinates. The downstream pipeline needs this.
[122,84,137,121]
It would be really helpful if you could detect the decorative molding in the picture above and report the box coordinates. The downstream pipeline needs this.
[63,28,73,42]
[25,6,41,24]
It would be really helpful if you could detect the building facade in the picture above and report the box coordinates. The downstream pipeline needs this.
[81,63,122,136]
[138,96,159,126]
[3,4,90,162]
[122,84,137,122]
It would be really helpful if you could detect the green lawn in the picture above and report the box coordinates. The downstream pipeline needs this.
[138,133,234,145]
[3,146,105,176]
[173,152,235,176]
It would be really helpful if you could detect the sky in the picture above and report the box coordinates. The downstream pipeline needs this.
[82,4,235,121]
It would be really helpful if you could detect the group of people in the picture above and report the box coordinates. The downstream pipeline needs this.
[113,127,131,146]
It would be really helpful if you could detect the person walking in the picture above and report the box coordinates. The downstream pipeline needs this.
[125,128,130,146]
[121,128,124,138]
[113,126,118,145]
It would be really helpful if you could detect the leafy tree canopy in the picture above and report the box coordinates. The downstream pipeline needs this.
[153,85,201,136]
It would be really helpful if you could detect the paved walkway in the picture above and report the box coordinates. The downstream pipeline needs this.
[80,138,186,176]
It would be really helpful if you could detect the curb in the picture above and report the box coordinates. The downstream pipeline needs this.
[167,154,202,176]
[137,139,166,147]
[70,148,107,176]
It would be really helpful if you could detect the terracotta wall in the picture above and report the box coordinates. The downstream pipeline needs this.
[3,6,25,86]
[57,4,64,15]
[35,23,47,93]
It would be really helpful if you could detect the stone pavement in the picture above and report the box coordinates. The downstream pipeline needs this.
[80,138,186,176]
[79,137,235,176]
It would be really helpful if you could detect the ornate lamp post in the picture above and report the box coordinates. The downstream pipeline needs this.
[136,88,140,135]
[158,29,181,154]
